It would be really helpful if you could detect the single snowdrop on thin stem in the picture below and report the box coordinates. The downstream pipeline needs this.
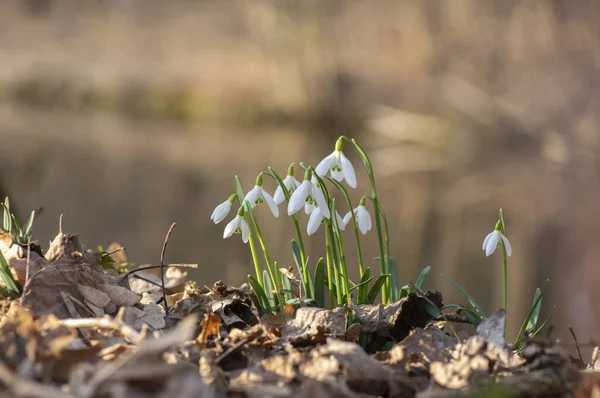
[223,207,249,243]
[315,137,357,189]
[274,164,301,205]
[307,207,345,235]
[210,193,236,224]
[482,229,512,257]
[343,196,371,235]
[288,169,330,218]
[243,174,279,217]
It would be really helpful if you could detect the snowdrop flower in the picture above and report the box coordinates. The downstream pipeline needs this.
[315,137,357,188]
[210,193,237,224]
[307,207,345,235]
[482,229,512,257]
[273,164,301,205]
[288,170,330,218]
[223,207,249,243]
[243,175,279,217]
[343,197,371,235]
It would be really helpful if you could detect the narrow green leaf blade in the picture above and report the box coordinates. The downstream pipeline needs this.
[2,198,11,233]
[314,258,325,308]
[528,306,555,340]
[281,271,294,301]
[415,265,431,290]
[263,270,276,310]
[389,258,400,302]
[23,210,35,238]
[441,273,486,318]
[291,239,309,297]
[358,267,371,304]
[367,275,390,304]
[248,275,271,313]
[526,288,542,331]
[515,279,550,349]
[0,251,20,294]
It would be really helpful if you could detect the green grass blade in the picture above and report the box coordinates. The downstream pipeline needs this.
[2,199,11,233]
[291,239,309,297]
[23,210,35,238]
[281,271,294,302]
[358,267,371,304]
[515,279,550,349]
[248,275,272,313]
[349,276,374,293]
[263,270,276,311]
[314,258,325,308]
[367,275,390,304]
[11,214,22,238]
[0,250,20,294]
[389,258,400,302]
[441,273,486,318]
[415,265,431,290]
[528,306,555,340]
[526,288,542,332]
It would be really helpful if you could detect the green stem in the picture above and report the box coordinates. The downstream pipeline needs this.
[331,200,351,308]
[245,202,283,311]
[347,138,390,304]
[325,222,335,308]
[502,243,508,337]
[326,221,343,307]
[246,221,263,287]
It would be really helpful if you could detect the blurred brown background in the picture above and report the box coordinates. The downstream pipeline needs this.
[1,0,599,347]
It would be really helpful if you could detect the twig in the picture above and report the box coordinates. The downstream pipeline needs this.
[116,263,198,283]
[568,325,585,366]
[57,316,143,344]
[132,274,175,294]
[59,214,63,234]
[160,223,177,316]
[0,362,72,398]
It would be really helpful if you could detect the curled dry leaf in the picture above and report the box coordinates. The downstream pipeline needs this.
[282,307,348,346]
[98,283,140,307]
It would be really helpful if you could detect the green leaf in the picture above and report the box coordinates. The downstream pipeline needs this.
[358,267,371,304]
[514,279,550,349]
[367,275,390,304]
[526,288,542,332]
[441,273,486,318]
[415,265,431,290]
[281,271,294,302]
[389,258,400,302]
[314,258,325,308]
[0,250,20,294]
[263,270,276,310]
[248,275,272,313]
[291,239,309,297]
[11,214,22,238]
[349,276,373,294]
[2,198,11,233]
[23,210,35,238]
[440,304,484,326]
[528,306,555,340]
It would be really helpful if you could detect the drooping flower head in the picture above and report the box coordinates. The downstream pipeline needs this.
[307,207,345,235]
[243,174,279,217]
[482,220,512,257]
[223,207,249,243]
[343,196,372,235]
[287,169,330,218]
[210,193,237,224]
[274,164,301,205]
[315,137,357,188]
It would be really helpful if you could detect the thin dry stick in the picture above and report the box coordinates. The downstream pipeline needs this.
[57,316,143,344]
[160,222,177,316]
[116,263,198,283]
[568,325,585,366]
[132,274,175,294]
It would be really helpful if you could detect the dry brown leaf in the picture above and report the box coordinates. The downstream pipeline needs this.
[99,283,140,306]
[282,307,348,346]
[197,312,221,348]
[77,284,111,308]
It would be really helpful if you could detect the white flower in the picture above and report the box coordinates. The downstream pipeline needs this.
[223,214,249,243]
[210,199,233,224]
[288,179,330,218]
[343,203,372,235]
[274,175,301,205]
[315,141,357,188]
[482,230,512,257]
[244,184,279,217]
[307,207,345,235]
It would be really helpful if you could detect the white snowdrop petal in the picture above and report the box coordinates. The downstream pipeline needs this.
[288,181,309,215]
[342,211,353,226]
[485,231,500,256]
[315,153,335,176]
[223,217,239,239]
[357,206,371,234]
[244,187,259,208]
[262,190,279,217]
[340,153,357,188]
[240,219,249,243]
[211,201,231,224]
[305,203,315,215]
[331,169,344,182]
[307,209,324,235]
[273,186,285,205]
[336,212,345,231]
[482,232,494,251]
[312,185,330,219]
[501,235,512,257]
